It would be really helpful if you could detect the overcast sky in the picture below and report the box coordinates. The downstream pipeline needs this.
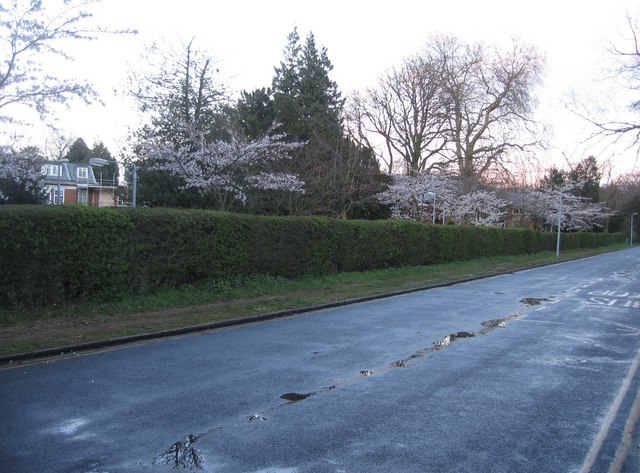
[12,0,640,178]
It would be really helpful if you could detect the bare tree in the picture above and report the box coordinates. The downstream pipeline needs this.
[349,54,448,174]
[572,13,640,156]
[43,132,74,160]
[430,35,545,181]
[129,38,226,143]
[352,35,545,181]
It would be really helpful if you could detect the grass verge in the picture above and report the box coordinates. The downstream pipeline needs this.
[0,245,628,356]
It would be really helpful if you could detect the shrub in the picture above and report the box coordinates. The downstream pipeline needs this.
[0,206,131,306]
[0,206,625,308]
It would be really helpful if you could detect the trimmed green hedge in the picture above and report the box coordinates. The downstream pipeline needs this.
[0,206,131,306]
[0,206,625,307]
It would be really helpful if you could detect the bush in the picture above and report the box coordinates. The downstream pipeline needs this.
[0,206,131,306]
[0,206,625,308]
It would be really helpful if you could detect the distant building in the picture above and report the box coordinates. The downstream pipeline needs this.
[42,161,119,207]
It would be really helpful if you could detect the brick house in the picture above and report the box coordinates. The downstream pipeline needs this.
[42,161,119,207]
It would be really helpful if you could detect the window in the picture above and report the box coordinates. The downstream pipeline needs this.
[44,165,59,176]
[52,188,64,204]
[77,167,88,179]
[78,188,88,204]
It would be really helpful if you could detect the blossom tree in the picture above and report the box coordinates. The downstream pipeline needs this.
[449,190,507,227]
[142,121,305,210]
[506,181,615,232]
[1,0,134,125]
[538,184,614,232]
[379,172,508,227]
[0,146,47,203]
[377,173,456,221]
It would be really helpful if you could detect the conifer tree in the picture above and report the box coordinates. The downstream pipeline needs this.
[271,28,343,141]
[264,28,382,217]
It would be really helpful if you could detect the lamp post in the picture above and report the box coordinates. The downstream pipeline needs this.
[556,191,563,257]
[56,158,69,205]
[631,213,637,245]
[131,163,137,208]
[431,192,436,224]
[89,158,137,207]
[422,192,436,224]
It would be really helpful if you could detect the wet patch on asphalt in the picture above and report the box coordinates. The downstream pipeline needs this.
[155,298,546,468]
[391,313,521,368]
[280,385,336,403]
[156,434,204,470]
[280,392,315,402]
[246,414,268,422]
[520,297,548,306]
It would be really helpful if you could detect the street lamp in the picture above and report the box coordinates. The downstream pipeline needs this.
[56,158,68,205]
[631,213,638,245]
[556,191,563,257]
[422,192,436,224]
[89,158,137,208]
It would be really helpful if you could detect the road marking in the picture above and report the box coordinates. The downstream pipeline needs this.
[577,348,640,473]
[608,385,640,473]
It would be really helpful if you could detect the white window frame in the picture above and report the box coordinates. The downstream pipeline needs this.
[44,165,59,177]
[52,188,64,204]
[77,188,88,204]
[77,167,88,179]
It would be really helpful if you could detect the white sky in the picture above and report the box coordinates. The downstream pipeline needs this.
[10,0,640,178]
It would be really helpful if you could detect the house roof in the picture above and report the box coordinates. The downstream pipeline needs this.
[42,161,117,189]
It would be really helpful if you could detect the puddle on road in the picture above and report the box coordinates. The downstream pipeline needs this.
[520,297,548,306]
[246,414,268,422]
[157,434,204,470]
[280,392,316,402]
[280,385,336,403]
[393,313,521,367]
[155,298,545,468]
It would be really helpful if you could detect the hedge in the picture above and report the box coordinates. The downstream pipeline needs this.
[0,206,625,307]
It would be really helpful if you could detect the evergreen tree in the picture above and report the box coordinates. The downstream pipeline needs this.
[297,32,343,139]
[64,138,91,163]
[91,141,118,185]
[272,28,343,141]
[539,167,566,190]
[266,28,382,217]
[568,156,601,202]
[235,88,276,139]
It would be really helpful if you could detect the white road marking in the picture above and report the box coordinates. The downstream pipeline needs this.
[608,386,640,473]
[577,348,640,473]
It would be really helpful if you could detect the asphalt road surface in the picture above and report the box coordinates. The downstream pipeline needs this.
[3,248,640,473]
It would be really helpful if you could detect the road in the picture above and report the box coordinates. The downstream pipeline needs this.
[2,249,640,473]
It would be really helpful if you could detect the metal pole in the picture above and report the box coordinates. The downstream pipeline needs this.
[432,193,436,224]
[556,191,563,257]
[132,164,137,208]
[56,164,62,205]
